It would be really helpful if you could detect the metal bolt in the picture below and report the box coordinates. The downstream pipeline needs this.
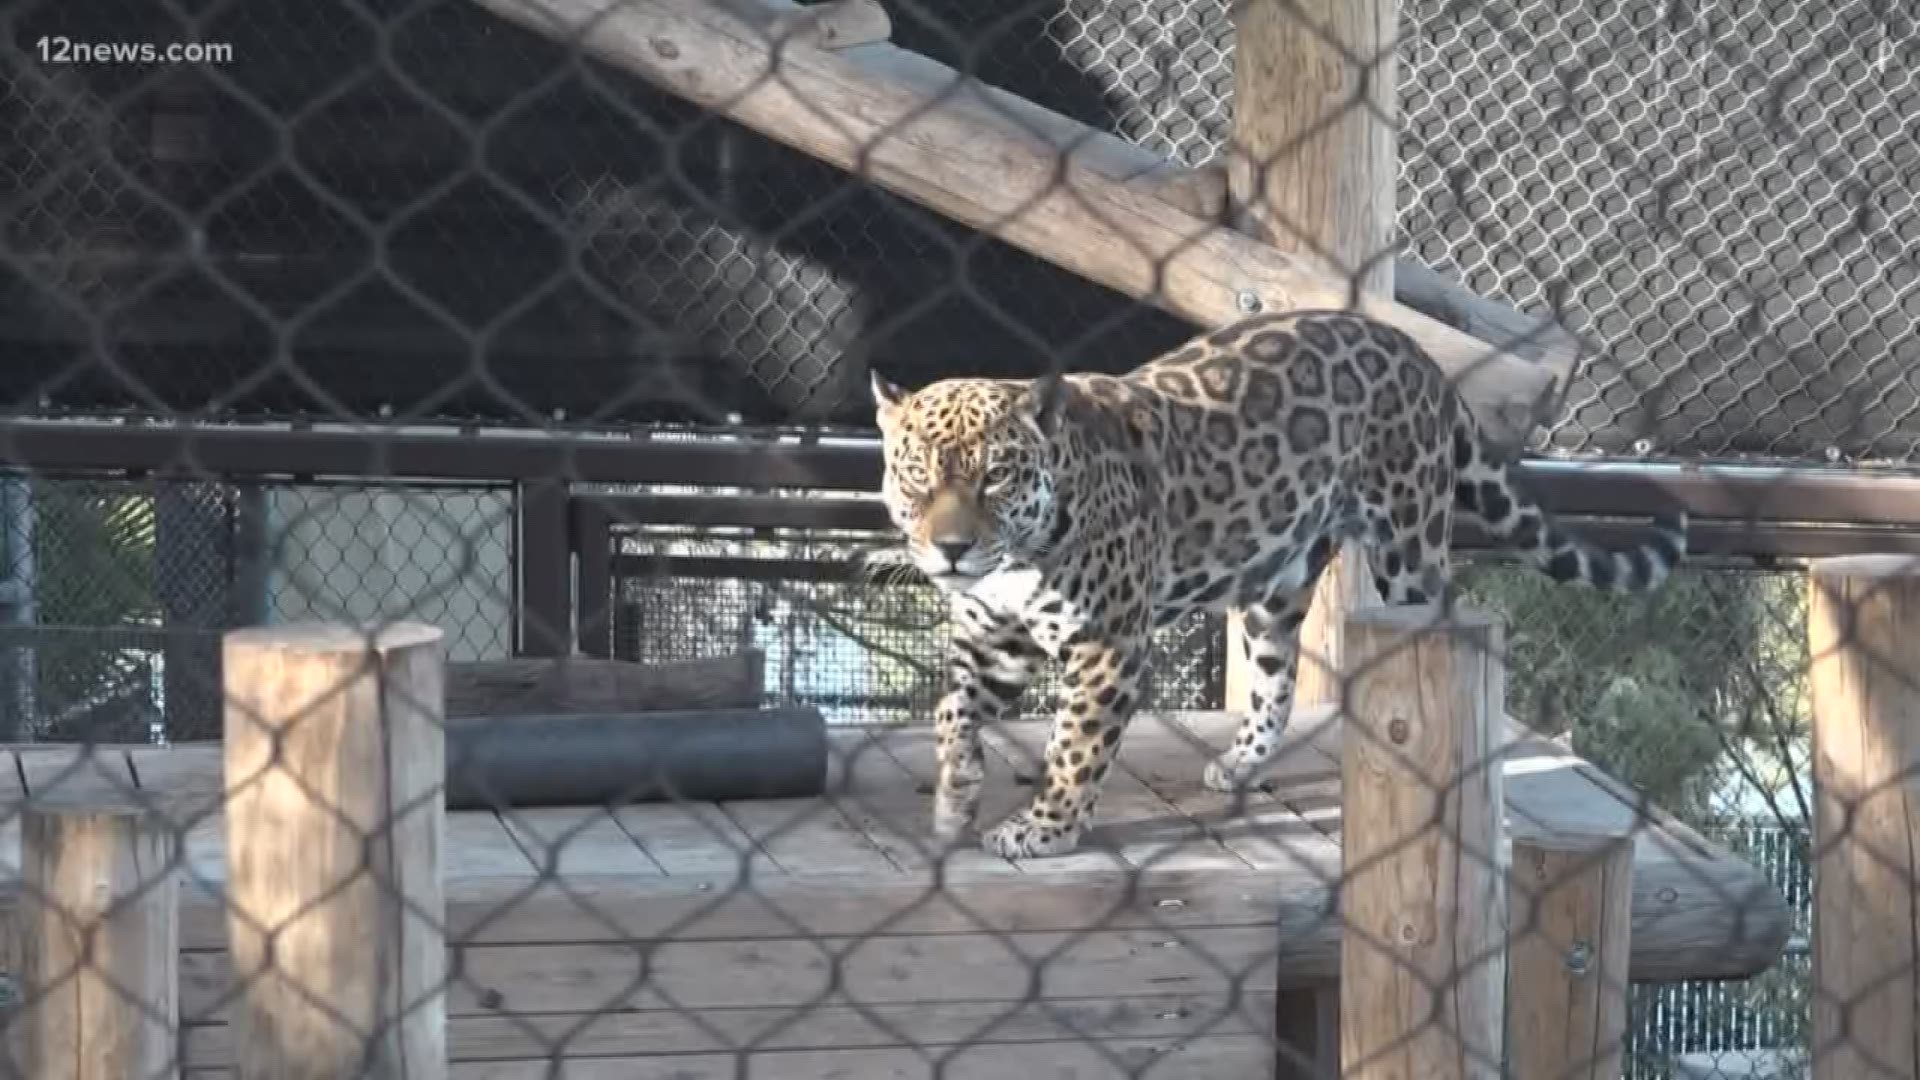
[1632,437,1653,455]
[1235,289,1263,314]
[1564,941,1593,976]
[1388,715,1411,744]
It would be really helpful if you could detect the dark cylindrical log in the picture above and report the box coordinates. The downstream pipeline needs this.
[444,706,829,809]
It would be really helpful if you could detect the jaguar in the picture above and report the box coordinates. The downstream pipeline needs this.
[868,309,1685,859]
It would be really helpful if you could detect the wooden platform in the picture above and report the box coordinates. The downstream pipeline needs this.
[0,709,1790,1078]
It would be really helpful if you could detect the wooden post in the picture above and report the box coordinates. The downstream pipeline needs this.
[1340,603,1505,1080]
[1506,831,1634,1080]
[1226,0,1399,725]
[222,622,447,1079]
[1225,2,1399,1072]
[14,804,179,1080]
[1807,556,1920,1080]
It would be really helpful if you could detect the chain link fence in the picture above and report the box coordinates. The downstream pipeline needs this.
[3,0,1915,461]
[0,474,513,743]
[1,0,1914,1077]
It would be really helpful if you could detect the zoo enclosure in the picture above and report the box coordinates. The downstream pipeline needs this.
[1,0,1917,1076]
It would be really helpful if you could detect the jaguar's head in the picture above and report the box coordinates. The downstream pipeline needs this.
[870,371,1067,591]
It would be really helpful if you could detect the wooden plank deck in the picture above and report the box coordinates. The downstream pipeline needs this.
[0,709,1790,1077]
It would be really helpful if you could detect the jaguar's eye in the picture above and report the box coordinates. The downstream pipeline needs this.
[983,464,1014,490]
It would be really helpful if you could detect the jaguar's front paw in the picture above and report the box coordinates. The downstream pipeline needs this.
[931,793,976,844]
[1203,751,1258,794]
[980,809,1084,860]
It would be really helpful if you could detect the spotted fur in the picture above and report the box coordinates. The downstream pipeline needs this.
[871,309,1686,859]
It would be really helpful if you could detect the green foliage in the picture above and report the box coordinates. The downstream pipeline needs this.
[34,483,158,627]
[1456,559,1803,829]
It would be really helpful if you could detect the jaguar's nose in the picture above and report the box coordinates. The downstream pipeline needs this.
[932,539,973,567]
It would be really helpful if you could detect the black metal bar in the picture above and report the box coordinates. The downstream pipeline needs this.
[517,480,572,657]
[155,483,228,740]
[611,523,1920,589]
[0,421,880,489]
[618,554,876,586]
[593,493,889,532]
[1513,462,1920,529]
[583,463,1920,535]
[573,500,616,659]
[595,492,1920,561]
[8,419,1920,555]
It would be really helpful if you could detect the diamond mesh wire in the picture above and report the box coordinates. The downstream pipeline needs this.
[0,0,1909,1077]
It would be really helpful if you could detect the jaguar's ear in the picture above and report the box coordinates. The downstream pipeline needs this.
[871,371,908,428]
[1022,372,1067,435]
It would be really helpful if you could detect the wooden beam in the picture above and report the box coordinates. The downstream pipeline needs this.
[1340,604,1506,1080]
[0,833,1789,982]
[1143,163,1591,374]
[222,622,448,1080]
[758,0,890,50]
[1807,556,1920,1080]
[182,994,1278,1069]
[14,804,179,1080]
[1506,831,1634,1080]
[462,0,1562,447]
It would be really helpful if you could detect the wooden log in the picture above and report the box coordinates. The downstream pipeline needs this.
[461,0,1562,447]
[1224,0,1397,718]
[1228,0,1398,301]
[221,622,447,1080]
[445,650,764,717]
[14,803,179,1080]
[1506,831,1634,1080]
[1392,259,1589,373]
[757,0,890,50]
[1807,556,1920,1080]
[1141,163,1593,374]
[1340,604,1505,1080]
[1224,3,1399,1070]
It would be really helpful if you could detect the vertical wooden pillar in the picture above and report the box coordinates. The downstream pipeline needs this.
[222,622,447,1079]
[1223,4,1399,1071]
[1340,603,1505,1080]
[1225,0,1400,713]
[16,804,179,1080]
[1506,831,1634,1080]
[1807,556,1920,1080]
